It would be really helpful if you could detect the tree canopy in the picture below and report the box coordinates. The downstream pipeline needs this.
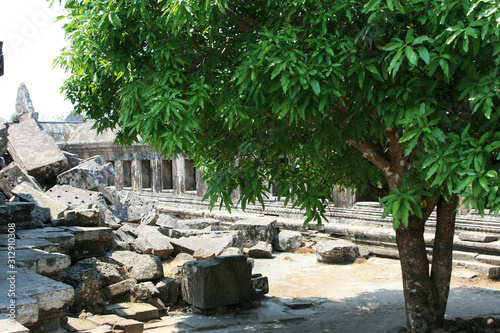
[57,1,500,331]
[58,0,500,225]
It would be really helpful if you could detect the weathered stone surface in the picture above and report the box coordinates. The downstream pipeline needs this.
[278,230,302,252]
[107,250,140,267]
[65,226,114,260]
[45,184,106,209]
[14,248,71,280]
[12,182,69,221]
[95,258,127,287]
[64,207,101,226]
[168,231,242,256]
[315,239,360,263]
[7,117,69,180]
[113,302,160,321]
[131,282,159,302]
[16,227,76,253]
[57,155,114,191]
[155,277,181,304]
[103,279,137,299]
[0,201,45,231]
[230,217,277,247]
[141,213,158,225]
[129,254,164,282]
[131,237,154,255]
[0,264,74,330]
[181,255,256,309]
[193,248,216,260]
[0,315,30,333]
[63,258,105,306]
[219,247,243,256]
[248,242,273,259]
[252,276,269,295]
[0,117,9,156]
[136,225,174,259]
[62,150,84,168]
[0,163,42,198]
[458,232,500,243]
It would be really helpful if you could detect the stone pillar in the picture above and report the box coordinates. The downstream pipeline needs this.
[172,156,185,194]
[196,168,207,197]
[152,154,162,193]
[115,160,124,190]
[132,158,142,192]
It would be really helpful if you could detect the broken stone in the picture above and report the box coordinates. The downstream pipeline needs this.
[130,237,153,255]
[57,155,114,190]
[114,224,139,246]
[315,239,360,263]
[248,241,273,259]
[155,277,181,304]
[252,276,269,295]
[7,116,69,180]
[113,302,160,321]
[130,282,159,302]
[12,182,69,221]
[193,248,216,260]
[0,117,8,156]
[63,258,105,306]
[45,184,106,209]
[219,247,243,256]
[65,226,114,260]
[181,255,256,309]
[95,258,127,287]
[103,279,137,299]
[458,232,500,243]
[141,212,158,225]
[62,150,84,168]
[64,207,101,226]
[136,225,174,259]
[0,162,42,198]
[175,253,194,261]
[129,254,164,282]
[167,231,242,256]
[230,217,277,247]
[278,230,303,252]
[107,250,140,268]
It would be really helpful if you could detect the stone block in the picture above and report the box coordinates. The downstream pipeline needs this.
[136,225,174,259]
[315,239,360,263]
[0,315,30,333]
[57,155,114,190]
[0,163,42,198]
[12,182,69,220]
[115,303,160,321]
[0,202,43,232]
[45,184,106,209]
[181,255,256,309]
[0,117,8,156]
[458,232,500,243]
[103,279,137,299]
[155,277,181,304]
[168,231,242,256]
[7,117,69,180]
[193,248,215,260]
[248,242,273,258]
[114,318,144,333]
[129,255,164,282]
[219,247,243,256]
[16,227,75,253]
[13,248,71,280]
[130,282,159,302]
[64,208,101,227]
[278,230,302,252]
[107,250,140,267]
[252,276,269,294]
[230,217,277,247]
[65,226,114,260]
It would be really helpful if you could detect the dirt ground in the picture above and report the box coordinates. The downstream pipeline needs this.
[241,253,500,333]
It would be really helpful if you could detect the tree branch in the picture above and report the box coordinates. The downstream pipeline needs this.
[346,138,392,177]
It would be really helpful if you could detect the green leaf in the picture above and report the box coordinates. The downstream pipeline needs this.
[439,59,449,77]
[417,46,430,65]
[310,79,321,95]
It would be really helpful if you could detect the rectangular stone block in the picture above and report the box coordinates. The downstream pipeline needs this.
[0,163,41,198]
[103,279,136,298]
[181,255,255,309]
[57,155,114,190]
[12,182,69,220]
[230,217,277,247]
[13,249,71,279]
[7,117,69,180]
[458,231,499,243]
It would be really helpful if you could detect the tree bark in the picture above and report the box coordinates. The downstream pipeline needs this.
[396,194,459,332]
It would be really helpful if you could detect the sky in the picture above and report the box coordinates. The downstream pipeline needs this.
[0,0,74,121]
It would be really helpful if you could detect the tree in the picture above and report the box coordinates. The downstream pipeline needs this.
[56,0,500,331]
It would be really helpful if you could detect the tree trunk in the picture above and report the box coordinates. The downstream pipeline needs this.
[396,195,459,332]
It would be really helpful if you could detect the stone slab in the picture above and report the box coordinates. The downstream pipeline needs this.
[458,231,500,243]
[16,228,75,253]
[113,303,160,321]
[168,231,241,256]
[12,182,69,220]
[57,155,114,191]
[0,163,42,198]
[65,226,114,244]
[0,315,30,333]
[7,117,69,180]
[9,248,71,278]
[45,184,106,209]
[453,260,500,279]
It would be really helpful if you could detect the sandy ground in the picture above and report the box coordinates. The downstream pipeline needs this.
[227,253,500,333]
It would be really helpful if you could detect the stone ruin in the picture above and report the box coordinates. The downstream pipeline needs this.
[0,83,499,333]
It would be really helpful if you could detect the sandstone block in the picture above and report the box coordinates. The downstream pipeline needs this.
[155,277,181,304]
[193,248,216,260]
[248,242,273,258]
[103,279,137,299]
[230,217,277,247]
[129,255,164,282]
[181,255,256,309]
[57,155,114,190]
[7,117,69,180]
[64,208,101,226]
[130,282,159,302]
[315,239,360,263]
[12,182,69,221]
[278,230,302,252]
[458,232,500,243]
[0,163,42,198]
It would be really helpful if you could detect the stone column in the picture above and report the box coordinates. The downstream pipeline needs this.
[172,156,185,194]
[132,158,142,192]
[114,159,124,190]
[152,154,162,193]
[196,167,207,197]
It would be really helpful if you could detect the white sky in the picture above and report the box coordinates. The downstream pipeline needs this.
[0,0,74,121]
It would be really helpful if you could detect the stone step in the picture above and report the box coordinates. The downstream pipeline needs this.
[0,314,30,333]
[476,254,500,266]
[0,264,74,332]
[452,260,500,279]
